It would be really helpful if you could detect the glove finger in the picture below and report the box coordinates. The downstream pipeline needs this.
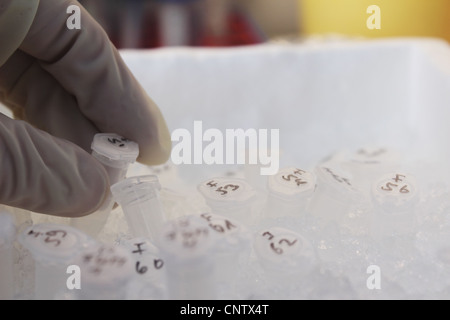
[0,113,109,217]
[0,0,39,66]
[0,49,100,153]
[19,0,172,165]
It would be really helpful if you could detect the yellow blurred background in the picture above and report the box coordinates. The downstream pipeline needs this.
[300,0,450,42]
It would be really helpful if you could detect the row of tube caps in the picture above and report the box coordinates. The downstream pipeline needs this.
[0,134,420,299]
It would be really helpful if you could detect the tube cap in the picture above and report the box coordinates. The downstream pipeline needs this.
[91,133,139,164]
[268,167,316,201]
[198,177,256,206]
[18,224,95,264]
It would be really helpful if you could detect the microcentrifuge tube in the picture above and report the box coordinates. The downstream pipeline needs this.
[253,226,317,277]
[119,237,165,287]
[0,212,16,300]
[71,244,134,300]
[18,224,96,300]
[111,175,166,241]
[71,133,139,237]
[197,212,252,299]
[156,215,219,300]
[307,165,362,228]
[339,147,402,194]
[252,227,317,299]
[370,172,419,239]
[197,177,257,226]
[265,167,316,220]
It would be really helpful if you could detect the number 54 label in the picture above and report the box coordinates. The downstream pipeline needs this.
[372,173,418,208]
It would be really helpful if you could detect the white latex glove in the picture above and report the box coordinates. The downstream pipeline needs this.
[0,0,171,217]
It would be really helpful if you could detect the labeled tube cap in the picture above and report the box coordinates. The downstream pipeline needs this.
[198,212,252,249]
[18,224,95,265]
[253,227,316,273]
[197,177,257,207]
[372,172,418,211]
[157,215,216,261]
[268,167,316,201]
[314,165,361,201]
[91,133,139,166]
[73,244,134,290]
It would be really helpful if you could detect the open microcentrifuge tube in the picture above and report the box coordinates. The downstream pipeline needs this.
[72,244,134,300]
[307,165,362,228]
[18,223,95,300]
[370,172,419,238]
[265,167,316,219]
[197,212,252,298]
[0,212,16,300]
[197,177,257,226]
[71,133,139,237]
[156,215,218,300]
[253,227,317,280]
[111,175,166,241]
[128,160,179,186]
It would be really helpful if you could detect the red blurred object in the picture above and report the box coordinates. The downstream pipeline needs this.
[194,7,266,47]
[126,4,265,49]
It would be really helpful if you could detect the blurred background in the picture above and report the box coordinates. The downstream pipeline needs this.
[78,0,450,49]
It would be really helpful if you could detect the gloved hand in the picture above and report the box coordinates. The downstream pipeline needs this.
[0,0,172,217]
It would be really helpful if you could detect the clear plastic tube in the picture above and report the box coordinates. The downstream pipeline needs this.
[253,226,317,277]
[197,212,252,299]
[197,177,257,226]
[265,167,316,219]
[120,237,165,285]
[252,226,317,299]
[0,212,16,300]
[71,244,134,300]
[156,215,218,299]
[71,133,139,237]
[18,224,95,300]
[370,172,419,239]
[338,147,402,194]
[307,165,363,229]
[111,175,166,241]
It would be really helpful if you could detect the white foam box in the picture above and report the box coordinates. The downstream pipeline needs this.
[2,38,449,176]
[120,38,450,182]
